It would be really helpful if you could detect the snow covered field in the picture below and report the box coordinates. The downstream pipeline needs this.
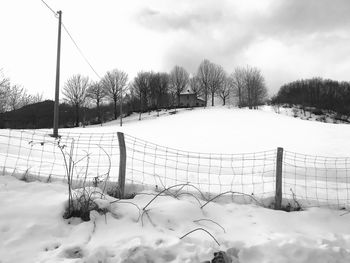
[3,105,350,155]
[1,106,350,262]
[1,175,350,263]
[89,106,350,156]
[1,106,349,205]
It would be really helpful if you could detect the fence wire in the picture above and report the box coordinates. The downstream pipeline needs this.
[124,134,276,199]
[0,129,120,183]
[283,151,350,209]
[1,129,350,209]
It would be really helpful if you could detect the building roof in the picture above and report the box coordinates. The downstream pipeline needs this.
[180,89,196,95]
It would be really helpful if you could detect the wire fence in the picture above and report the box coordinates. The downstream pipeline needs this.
[283,151,350,209]
[124,134,276,199]
[0,129,119,184]
[0,129,349,209]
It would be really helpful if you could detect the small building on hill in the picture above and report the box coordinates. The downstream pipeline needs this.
[179,90,206,108]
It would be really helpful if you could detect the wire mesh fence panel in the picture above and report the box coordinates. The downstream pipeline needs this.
[283,151,350,209]
[124,134,277,200]
[2,129,350,209]
[0,129,120,183]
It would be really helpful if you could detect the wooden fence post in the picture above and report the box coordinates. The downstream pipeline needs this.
[117,132,126,198]
[275,147,283,210]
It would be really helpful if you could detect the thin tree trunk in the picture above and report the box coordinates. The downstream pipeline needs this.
[248,87,252,110]
[139,94,142,120]
[238,86,241,108]
[211,92,215,106]
[114,98,117,119]
[97,101,101,123]
[156,101,159,117]
[75,104,79,127]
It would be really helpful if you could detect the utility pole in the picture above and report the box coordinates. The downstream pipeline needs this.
[120,85,123,127]
[53,10,62,137]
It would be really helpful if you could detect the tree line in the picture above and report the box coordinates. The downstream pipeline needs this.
[0,69,43,113]
[271,78,350,115]
[1,60,268,127]
[65,60,267,126]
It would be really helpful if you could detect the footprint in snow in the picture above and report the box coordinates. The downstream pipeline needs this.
[61,246,84,258]
[44,242,61,252]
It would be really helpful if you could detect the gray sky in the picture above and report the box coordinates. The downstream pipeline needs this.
[1,0,350,99]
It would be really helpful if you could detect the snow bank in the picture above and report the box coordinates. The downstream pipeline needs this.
[1,176,350,263]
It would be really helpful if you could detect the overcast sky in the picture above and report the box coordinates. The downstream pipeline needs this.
[1,0,350,99]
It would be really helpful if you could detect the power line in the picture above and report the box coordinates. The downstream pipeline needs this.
[39,0,102,80]
[61,23,102,79]
[40,0,58,17]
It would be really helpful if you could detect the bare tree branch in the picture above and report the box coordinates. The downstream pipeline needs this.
[87,81,106,123]
[170,65,189,109]
[101,69,128,120]
[231,66,267,109]
[197,59,212,106]
[63,74,90,126]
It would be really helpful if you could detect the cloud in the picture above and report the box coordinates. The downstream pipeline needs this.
[5,0,348,98]
[135,0,262,72]
[136,6,224,32]
[264,0,350,35]
[138,0,350,43]
[133,0,350,95]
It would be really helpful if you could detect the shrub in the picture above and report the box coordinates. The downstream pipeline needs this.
[58,139,111,221]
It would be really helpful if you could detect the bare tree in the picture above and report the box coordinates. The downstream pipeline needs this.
[63,74,89,127]
[169,65,189,109]
[230,67,245,108]
[0,87,9,113]
[0,71,23,112]
[1,70,43,112]
[231,66,267,109]
[158,73,170,111]
[197,59,212,106]
[20,92,43,108]
[218,74,231,106]
[20,90,36,108]
[101,69,128,120]
[149,72,169,116]
[230,67,246,108]
[244,66,267,109]
[133,72,150,120]
[189,76,202,98]
[87,81,105,123]
[0,70,10,113]
[208,63,226,106]
[0,69,9,88]
[8,85,24,111]
[148,72,158,111]
[31,93,44,104]
[252,69,267,109]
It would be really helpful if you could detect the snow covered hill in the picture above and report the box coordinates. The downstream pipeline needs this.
[82,106,350,156]
[1,106,350,263]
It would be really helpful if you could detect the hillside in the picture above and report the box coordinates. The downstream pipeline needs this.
[1,106,350,263]
[0,100,78,129]
[73,106,350,156]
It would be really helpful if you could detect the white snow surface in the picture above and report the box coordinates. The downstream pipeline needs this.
[83,106,350,156]
[1,106,350,262]
[1,175,350,263]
